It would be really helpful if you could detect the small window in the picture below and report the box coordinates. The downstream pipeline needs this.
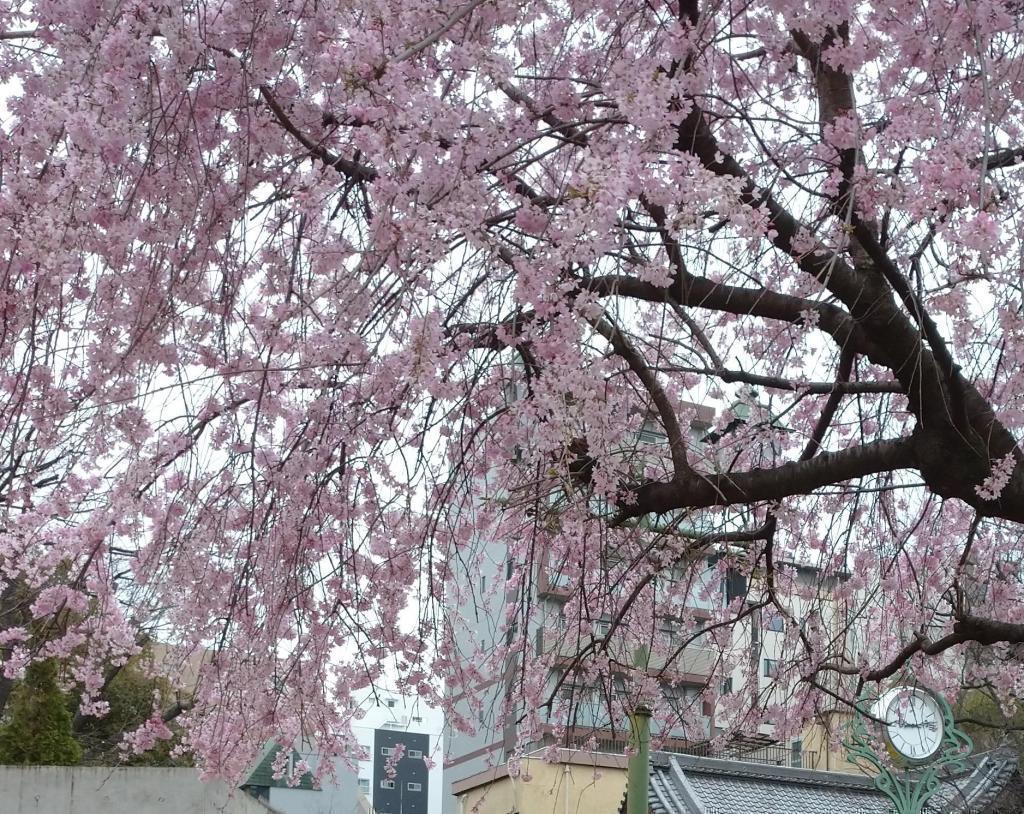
[479,575,486,593]
[763,658,779,678]
[357,778,370,792]
[407,782,422,791]
[412,716,423,723]
[595,620,611,637]
[765,613,785,633]
[721,677,733,695]
[408,749,422,758]
[381,747,394,756]
[381,780,395,789]
[386,698,397,708]
[725,569,747,603]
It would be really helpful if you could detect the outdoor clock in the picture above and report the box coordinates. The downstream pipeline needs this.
[846,682,974,814]
[873,685,945,764]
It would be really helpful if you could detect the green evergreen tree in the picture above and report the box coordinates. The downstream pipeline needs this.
[74,656,192,767]
[0,659,82,765]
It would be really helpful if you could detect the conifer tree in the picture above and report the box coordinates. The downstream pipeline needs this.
[0,660,82,766]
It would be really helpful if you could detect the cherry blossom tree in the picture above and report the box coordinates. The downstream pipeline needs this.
[2,0,1024,779]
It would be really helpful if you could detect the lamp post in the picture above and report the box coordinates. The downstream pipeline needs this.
[844,683,973,814]
[627,704,651,814]
[627,645,652,814]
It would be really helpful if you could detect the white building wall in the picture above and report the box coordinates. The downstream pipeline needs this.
[268,690,445,814]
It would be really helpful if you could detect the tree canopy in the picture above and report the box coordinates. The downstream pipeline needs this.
[2,0,1024,781]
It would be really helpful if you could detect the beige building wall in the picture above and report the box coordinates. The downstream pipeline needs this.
[801,711,864,775]
[454,751,628,814]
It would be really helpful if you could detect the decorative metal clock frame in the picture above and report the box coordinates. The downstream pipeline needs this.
[844,682,974,814]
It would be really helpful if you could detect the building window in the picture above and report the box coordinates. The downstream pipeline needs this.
[381,747,394,756]
[408,749,422,758]
[386,698,397,708]
[721,677,733,695]
[725,569,747,603]
[763,658,779,678]
[357,778,369,793]
[595,620,611,637]
[764,613,785,632]
[412,716,422,723]
[479,575,486,593]
[381,780,395,789]
[407,782,422,791]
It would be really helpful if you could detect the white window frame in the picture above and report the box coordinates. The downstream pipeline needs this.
[407,782,422,791]
[380,780,395,789]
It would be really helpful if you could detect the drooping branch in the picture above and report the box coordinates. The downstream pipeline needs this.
[259,86,378,182]
[657,365,901,395]
[590,314,691,476]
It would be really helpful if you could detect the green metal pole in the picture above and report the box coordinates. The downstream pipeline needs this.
[627,705,651,814]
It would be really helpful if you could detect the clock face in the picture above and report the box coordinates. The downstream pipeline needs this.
[882,688,944,763]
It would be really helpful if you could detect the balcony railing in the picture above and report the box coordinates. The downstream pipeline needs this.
[675,742,818,769]
[530,733,816,770]
[535,626,717,678]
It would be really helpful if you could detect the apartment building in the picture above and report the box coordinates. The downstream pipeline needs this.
[441,398,865,813]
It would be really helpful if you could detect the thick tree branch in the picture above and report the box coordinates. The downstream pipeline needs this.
[587,273,874,355]
[620,437,915,518]
[0,28,37,40]
[821,614,1024,684]
[672,102,1024,515]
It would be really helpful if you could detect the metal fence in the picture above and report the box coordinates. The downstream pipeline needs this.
[543,735,817,770]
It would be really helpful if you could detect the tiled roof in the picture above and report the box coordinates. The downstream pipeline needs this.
[928,750,1019,813]
[623,749,1019,814]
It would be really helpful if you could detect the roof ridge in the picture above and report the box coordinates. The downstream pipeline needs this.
[655,752,877,789]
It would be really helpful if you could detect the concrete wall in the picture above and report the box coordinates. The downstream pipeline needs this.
[0,766,275,814]
[266,785,372,814]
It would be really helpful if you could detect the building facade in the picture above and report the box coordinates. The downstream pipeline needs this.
[244,689,444,814]
[441,399,867,812]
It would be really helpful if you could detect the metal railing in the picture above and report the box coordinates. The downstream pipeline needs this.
[534,734,817,770]
[674,742,818,769]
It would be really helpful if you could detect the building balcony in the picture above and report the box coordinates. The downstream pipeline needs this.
[535,626,717,680]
